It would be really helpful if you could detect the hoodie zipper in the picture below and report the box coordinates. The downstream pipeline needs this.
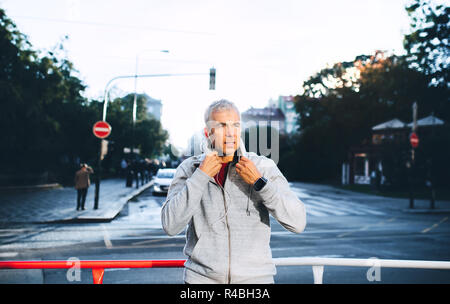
[215,166,232,284]
[219,185,231,284]
[198,152,242,284]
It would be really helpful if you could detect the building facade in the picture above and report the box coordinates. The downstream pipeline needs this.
[145,95,162,121]
[241,106,286,134]
[343,115,445,186]
[268,95,299,134]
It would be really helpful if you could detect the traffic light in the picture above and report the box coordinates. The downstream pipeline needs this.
[209,67,216,90]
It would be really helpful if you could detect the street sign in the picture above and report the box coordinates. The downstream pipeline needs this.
[410,132,419,148]
[93,121,112,139]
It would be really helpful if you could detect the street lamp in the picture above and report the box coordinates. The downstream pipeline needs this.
[409,101,418,209]
[132,50,169,161]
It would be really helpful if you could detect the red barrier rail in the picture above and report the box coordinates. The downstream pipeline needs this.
[0,260,186,284]
[2,257,450,284]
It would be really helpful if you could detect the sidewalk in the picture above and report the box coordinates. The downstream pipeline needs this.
[0,179,154,224]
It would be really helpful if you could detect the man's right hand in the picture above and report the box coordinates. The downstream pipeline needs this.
[199,151,222,177]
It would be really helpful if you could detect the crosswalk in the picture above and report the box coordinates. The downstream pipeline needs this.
[291,188,385,217]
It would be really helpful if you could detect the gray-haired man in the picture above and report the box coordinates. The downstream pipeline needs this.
[161,99,306,284]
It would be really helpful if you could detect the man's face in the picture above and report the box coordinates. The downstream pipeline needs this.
[206,109,241,156]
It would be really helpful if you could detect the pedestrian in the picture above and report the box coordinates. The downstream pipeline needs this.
[120,158,128,178]
[125,160,133,187]
[161,99,307,284]
[74,163,94,211]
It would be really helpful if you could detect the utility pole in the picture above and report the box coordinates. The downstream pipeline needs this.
[92,122,112,209]
[409,102,418,209]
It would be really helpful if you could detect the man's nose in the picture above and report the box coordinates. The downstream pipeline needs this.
[225,124,235,136]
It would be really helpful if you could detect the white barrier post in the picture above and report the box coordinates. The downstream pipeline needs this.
[312,265,324,284]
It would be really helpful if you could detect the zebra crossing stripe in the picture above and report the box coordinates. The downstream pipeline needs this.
[311,198,367,215]
[305,207,329,217]
[294,192,385,217]
[304,201,347,216]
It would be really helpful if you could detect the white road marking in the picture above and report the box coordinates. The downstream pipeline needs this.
[0,252,18,258]
[305,207,329,217]
[304,200,347,216]
[292,188,386,217]
[101,225,113,249]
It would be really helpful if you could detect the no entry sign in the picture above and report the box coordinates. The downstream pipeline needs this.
[93,121,112,139]
[410,132,419,148]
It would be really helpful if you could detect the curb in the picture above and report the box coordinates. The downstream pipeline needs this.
[0,183,62,193]
[402,208,450,214]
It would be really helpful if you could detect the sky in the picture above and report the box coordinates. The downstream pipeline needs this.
[1,0,412,151]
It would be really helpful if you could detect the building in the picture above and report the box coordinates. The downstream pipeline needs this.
[268,95,299,134]
[241,106,286,134]
[343,115,446,185]
[145,95,162,121]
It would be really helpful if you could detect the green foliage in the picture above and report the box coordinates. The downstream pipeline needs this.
[100,93,168,174]
[282,0,450,185]
[286,51,449,186]
[0,9,169,185]
[0,8,98,183]
[403,0,449,87]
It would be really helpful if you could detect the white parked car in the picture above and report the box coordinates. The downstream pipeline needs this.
[152,168,176,195]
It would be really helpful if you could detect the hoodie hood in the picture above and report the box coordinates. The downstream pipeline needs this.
[194,136,252,216]
[195,137,247,165]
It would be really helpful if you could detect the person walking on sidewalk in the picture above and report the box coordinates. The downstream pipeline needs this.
[161,99,307,284]
[74,163,94,211]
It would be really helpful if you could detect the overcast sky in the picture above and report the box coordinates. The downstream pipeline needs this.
[1,0,412,150]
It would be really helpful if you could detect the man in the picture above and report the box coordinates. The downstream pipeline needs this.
[161,99,306,284]
[74,163,94,211]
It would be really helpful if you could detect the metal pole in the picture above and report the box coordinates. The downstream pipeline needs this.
[132,56,138,188]
[429,112,436,209]
[409,102,418,209]
[94,138,102,209]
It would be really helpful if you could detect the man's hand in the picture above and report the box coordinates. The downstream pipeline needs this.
[199,151,222,177]
[235,156,262,185]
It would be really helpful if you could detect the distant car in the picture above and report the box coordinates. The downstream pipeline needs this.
[152,168,176,195]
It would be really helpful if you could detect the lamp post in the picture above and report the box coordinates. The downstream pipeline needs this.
[408,102,418,209]
[132,50,169,148]
[132,50,169,188]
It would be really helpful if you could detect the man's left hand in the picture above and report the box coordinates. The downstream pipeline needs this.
[235,156,262,185]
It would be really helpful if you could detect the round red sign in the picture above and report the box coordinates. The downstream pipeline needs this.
[93,121,112,139]
[410,132,419,148]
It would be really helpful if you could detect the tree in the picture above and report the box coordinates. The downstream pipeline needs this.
[0,9,98,184]
[100,93,168,174]
[290,51,440,183]
[403,0,449,88]
[0,9,171,185]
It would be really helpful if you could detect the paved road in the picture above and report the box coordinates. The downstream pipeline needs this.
[1,181,449,284]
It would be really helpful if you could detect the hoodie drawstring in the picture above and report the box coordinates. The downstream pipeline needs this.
[247,186,252,216]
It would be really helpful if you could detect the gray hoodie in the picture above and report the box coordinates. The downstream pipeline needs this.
[161,139,307,284]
